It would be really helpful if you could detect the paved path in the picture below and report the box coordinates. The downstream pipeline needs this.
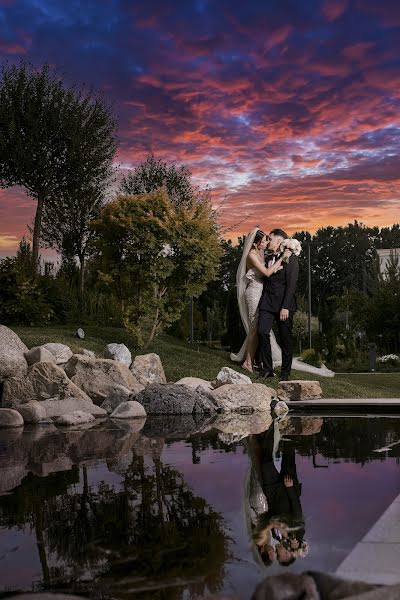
[336,493,400,584]
[286,398,400,411]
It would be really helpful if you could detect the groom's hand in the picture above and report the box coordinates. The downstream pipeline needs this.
[280,308,289,321]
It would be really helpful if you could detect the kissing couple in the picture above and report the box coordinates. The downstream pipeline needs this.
[231,227,300,381]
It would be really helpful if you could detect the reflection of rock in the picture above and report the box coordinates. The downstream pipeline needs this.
[141,414,213,439]
[130,353,167,386]
[131,435,165,459]
[210,383,276,412]
[0,420,149,494]
[279,416,324,436]
[210,412,273,435]
[215,366,252,387]
[277,380,322,401]
[2,362,92,407]
[218,432,248,445]
[64,354,143,404]
[136,383,218,415]
[0,325,28,382]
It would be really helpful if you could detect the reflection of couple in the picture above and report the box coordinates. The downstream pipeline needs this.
[231,227,299,381]
[246,424,308,568]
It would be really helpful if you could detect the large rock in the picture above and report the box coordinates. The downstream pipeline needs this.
[279,416,324,436]
[64,354,144,404]
[210,383,276,413]
[0,408,24,428]
[175,377,213,393]
[0,325,28,382]
[81,348,95,358]
[100,384,133,414]
[56,411,95,426]
[42,343,73,364]
[17,400,46,423]
[277,380,322,401]
[24,346,55,366]
[274,400,289,418]
[104,343,132,366]
[39,398,106,418]
[135,383,218,415]
[130,353,167,386]
[214,366,252,387]
[2,362,93,408]
[110,401,147,419]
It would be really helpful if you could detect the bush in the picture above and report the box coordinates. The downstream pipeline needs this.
[300,348,323,367]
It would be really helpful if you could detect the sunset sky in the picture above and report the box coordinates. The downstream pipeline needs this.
[1,0,400,255]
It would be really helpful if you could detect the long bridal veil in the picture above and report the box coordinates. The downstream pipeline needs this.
[230,227,282,365]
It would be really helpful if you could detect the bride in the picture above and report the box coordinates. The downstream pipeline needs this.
[230,227,291,373]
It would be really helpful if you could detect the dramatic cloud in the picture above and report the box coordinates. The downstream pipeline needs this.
[0,0,399,253]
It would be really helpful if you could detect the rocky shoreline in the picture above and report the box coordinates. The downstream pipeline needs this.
[0,325,323,429]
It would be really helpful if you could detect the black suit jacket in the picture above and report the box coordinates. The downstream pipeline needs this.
[259,254,299,312]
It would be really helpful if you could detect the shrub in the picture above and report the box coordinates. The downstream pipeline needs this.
[300,348,323,367]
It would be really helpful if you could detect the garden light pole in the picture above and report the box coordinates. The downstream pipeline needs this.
[307,242,312,349]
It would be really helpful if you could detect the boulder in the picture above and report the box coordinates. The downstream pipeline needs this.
[39,398,106,418]
[130,353,167,386]
[0,408,24,428]
[214,366,252,387]
[42,343,73,364]
[210,383,276,413]
[110,401,147,419]
[2,362,92,408]
[104,342,132,366]
[24,346,55,366]
[135,383,218,415]
[277,380,322,401]
[56,411,95,426]
[175,377,214,393]
[81,348,95,358]
[64,354,143,404]
[100,384,133,414]
[279,416,324,436]
[0,325,28,382]
[17,400,46,423]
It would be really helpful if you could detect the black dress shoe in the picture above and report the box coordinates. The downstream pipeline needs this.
[279,375,289,382]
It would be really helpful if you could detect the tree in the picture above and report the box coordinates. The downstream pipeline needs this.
[0,61,117,272]
[292,311,319,353]
[121,154,200,206]
[92,188,222,347]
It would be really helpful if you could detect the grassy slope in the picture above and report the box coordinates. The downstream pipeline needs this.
[12,325,400,399]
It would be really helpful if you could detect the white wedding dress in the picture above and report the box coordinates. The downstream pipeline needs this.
[230,227,334,377]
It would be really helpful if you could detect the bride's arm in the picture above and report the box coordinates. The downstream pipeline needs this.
[247,249,291,277]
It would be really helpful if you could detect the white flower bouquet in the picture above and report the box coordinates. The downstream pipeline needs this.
[280,238,302,262]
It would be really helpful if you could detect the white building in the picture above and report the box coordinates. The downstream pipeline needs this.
[376,248,400,275]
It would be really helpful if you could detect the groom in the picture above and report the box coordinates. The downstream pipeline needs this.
[257,229,299,381]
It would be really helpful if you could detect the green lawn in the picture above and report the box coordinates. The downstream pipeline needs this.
[12,325,400,399]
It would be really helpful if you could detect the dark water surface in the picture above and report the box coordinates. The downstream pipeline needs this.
[0,415,399,599]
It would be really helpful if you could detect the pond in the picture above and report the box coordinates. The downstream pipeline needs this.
[0,414,399,599]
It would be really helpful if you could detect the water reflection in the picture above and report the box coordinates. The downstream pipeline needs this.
[0,414,399,598]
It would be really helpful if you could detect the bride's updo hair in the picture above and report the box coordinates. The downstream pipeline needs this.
[253,229,266,247]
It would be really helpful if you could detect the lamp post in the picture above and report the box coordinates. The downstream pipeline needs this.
[307,242,312,349]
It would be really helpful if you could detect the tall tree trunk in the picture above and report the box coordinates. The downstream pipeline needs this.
[34,503,50,587]
[78,253,85,311]
[32,195,44,273]
[145,306,159,350]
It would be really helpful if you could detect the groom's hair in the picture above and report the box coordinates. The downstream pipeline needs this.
[270,228,288,239]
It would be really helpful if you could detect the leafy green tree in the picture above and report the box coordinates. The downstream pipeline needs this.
[292,311,319,353]
[92,188,221,347]
[0,61,117,272]
[121,154,199,206]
